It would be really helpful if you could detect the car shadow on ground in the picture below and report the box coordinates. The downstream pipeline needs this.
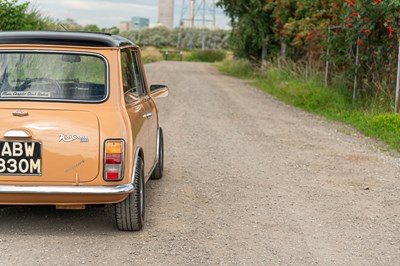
[0,181,161,236]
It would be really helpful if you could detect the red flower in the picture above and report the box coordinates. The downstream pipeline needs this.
[357,39,363,45]
[346,24,353,28]
[363,29,371,34]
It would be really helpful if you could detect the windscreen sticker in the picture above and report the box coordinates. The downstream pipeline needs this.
[1,91,51,98]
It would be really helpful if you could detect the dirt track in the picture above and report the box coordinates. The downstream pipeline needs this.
[1,62,400,265]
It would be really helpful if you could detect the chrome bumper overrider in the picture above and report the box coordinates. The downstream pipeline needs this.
[0,184,134,194]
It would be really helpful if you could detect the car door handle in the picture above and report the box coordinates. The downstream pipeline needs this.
[143,113,153,118]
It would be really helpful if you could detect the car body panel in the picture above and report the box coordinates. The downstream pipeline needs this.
[0,108,100,183]
[0,32,167,206]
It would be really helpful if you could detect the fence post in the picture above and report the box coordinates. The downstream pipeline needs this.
[280,42,287,68]
[165,51,169,61]
[325,27,331,88]
[261,36,268,75]
[180,51,183,62]
[353,39,360,105]
[305,42,310,79]
[395,38,400,113]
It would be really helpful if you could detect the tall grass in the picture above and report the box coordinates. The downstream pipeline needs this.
[217,58,400,152]
[215,58,258,79]
[141,46,163,64]
[186,49,227,63]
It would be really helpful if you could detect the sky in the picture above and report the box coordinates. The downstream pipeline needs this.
[28,0,231,29]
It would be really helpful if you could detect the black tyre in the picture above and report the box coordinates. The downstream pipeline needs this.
[115,157,145,231]
[150,128,164,180]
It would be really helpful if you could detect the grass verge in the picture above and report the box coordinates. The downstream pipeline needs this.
[216,59,400,152]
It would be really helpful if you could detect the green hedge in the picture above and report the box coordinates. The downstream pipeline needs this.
[186,50,227,63]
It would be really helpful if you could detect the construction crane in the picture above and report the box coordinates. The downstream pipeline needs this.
[178,0,216,50]
[179,0,216,28]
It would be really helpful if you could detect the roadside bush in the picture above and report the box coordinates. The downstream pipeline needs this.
[186,49,227,63]
[216,58,258,79]
[219,0,400,108]
[141,46,163,64]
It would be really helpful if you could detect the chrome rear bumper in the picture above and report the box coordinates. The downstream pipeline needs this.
[0,184,134,194]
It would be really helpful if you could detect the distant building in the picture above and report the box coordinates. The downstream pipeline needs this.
[149,23,164,29]
[131,17,150,30]
[119,21,130,32]
[158,0,174,29]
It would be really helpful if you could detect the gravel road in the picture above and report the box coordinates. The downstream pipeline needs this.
[1,62,400,265]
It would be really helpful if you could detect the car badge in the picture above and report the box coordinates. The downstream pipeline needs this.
[13,110,29,117]
[59,134,89,143]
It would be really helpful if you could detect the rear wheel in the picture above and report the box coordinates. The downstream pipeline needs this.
[150,128,164,180]
[115,157,145,231]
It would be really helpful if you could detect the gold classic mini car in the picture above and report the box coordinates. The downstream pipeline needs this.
[0,31,168,231]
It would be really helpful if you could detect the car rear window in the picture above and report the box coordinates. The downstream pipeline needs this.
[0,52,107,102]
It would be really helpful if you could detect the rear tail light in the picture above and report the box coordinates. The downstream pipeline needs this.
[104,140,124,181]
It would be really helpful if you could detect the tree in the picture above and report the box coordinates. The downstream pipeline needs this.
[0,0,50,30]
[120,27,230,49]
[217,0,276,60]
[109,26,120,35]
[83,24,100,32]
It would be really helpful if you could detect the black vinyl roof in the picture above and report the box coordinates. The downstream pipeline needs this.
[0,31,136,48]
